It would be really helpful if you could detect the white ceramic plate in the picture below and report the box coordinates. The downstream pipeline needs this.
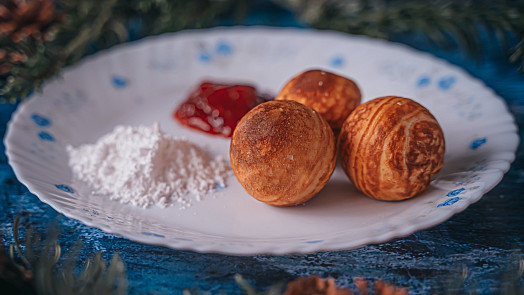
[5,27,519,255]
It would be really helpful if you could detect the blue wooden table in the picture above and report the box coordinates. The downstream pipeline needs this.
[1,10,524,295]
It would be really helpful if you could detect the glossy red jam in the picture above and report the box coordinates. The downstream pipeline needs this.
[174,82,267,137]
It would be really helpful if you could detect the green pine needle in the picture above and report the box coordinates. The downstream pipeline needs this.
[6,215,128,295]
[277,0,524,71]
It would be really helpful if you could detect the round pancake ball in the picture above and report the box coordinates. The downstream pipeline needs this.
[276,69,361,134]
[230,100,336,206]
[338,96,445,201]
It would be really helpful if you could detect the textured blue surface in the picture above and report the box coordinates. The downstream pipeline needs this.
[2,11,524,295]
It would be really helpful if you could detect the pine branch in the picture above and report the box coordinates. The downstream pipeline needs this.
[276,0,524,71]
[1,0,523,104]
[0,0,120,103]
[0,0,249,103]
[4,216,128,295]
[1,215,523,294]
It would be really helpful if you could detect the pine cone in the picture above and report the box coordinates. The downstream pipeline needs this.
[0,49,10,74]
[0,0,64,43]
[284,276,354,295]
[0,48,27,74]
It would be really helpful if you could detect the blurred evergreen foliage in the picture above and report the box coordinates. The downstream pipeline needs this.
[1,0,523,103]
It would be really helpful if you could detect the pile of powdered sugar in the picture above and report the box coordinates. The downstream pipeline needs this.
[66,122,230,209]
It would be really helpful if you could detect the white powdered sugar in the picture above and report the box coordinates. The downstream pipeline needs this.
[66,122,230,209]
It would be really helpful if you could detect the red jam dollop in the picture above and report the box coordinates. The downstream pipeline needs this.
[174,82,267,137]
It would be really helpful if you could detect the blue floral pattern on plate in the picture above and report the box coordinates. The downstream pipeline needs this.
[38,131,55,142]
[470,138,487,150]
[112,75,129,88]
[55,184,75,194]
[31,114,52,127]
[438,76,456,90]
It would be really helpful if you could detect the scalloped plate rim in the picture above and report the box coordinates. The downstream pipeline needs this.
[4,26,519,255]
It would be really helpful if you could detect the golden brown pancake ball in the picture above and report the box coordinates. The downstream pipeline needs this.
[338,96,445,201]
[230,100,336,206]
[276,69,361,134]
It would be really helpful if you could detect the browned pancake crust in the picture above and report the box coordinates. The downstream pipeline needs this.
[276,69,361,134]
[338,96,445,201]
[230,100,336,206]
